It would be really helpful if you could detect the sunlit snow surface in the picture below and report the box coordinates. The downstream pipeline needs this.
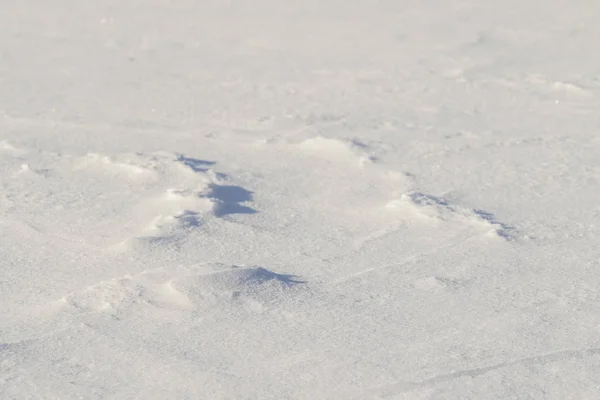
[2,1,600,398]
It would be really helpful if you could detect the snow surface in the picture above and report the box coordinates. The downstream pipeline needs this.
[2,1,600,398]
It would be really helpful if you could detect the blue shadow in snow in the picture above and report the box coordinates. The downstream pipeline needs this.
[209,185,257,217]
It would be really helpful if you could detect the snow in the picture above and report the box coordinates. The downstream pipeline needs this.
[2,1,600,398]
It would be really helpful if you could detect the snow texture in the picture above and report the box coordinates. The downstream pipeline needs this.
[2,1,600,399]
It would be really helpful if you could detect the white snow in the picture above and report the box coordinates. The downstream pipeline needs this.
[2,1,600,398]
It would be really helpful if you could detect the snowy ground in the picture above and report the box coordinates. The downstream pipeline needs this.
[2,1,600,399]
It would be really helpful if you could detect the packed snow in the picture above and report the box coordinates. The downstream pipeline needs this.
[2,1,600,399]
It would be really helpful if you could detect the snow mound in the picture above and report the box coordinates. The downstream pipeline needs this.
[1,147,255,247]
[55,264,304,318]
[386,192,515,240]
[297,136,377,166]
[73,152,161,178]
[0,140,26,155]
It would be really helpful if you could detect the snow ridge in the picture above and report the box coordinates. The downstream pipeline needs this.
[387,192,516,240]
[55,264,305,318]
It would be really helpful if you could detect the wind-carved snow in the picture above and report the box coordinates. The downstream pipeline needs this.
[296,136,377,167]
[0,140,26,155]
[55,264,305,319]
[2,149,256,248]
[4,0,600,397]
[386,192,515,240]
